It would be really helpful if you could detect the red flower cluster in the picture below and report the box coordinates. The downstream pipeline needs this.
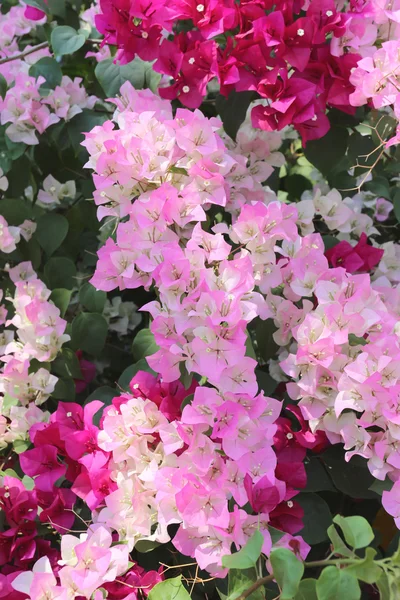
[325,233,385,273]
[95,0,360,141]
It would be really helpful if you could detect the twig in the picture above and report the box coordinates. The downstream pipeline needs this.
[237,574,274,599]
[0,41,48,65]
[0,38,104,66]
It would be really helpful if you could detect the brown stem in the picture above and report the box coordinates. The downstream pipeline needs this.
[0,38,103,66]
[237,574,274,599]
[0,41,49,65]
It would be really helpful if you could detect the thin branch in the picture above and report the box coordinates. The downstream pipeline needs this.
[0,41,49,65]
[0,38,104,66]
[237,574,274,599]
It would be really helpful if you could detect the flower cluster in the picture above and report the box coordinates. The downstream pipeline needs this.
[0,262,69,448]
[94,0,366,142]
[0,73,97,145]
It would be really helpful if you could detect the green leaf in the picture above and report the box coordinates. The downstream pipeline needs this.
[215,91,256,140]
[0,468,20,479]
[327,525,354,558]
[50,289,72,318]
[345,547,382,584]
[393,188,400,223]
[36,213,69,256]
[332,515,374,549]
[53,377,76,401]
[84,386,116,426]
[71,313,108,356]
[227,569,265,600]
[348,334,368,346]
[364,176,391,199]
[254,318,279,362]
[304,126,349,176]
[66,110,107,150]
[285,174,312,201]
[22,475,35,490]
[51,26,86,56]
[180,393,194,411]
[296,493,332,545]
[79,283,106,314]
[294,579,318,600]
[316,567,361,600]
[347,131,377,179]
[376,572,392,600]
[0,74,7,100]
[29,57,62,90]
[117,359,157,392]
[369,478,394,496]
[132,329,159,362]
[304,457,335,493]
[24,0,49,13]
[222,531,263,570]
[95,57,147,97]
[0,198,33,226]
[148,576,190,600]
[52,348,83,379]
[322,235,340,251]
[44,257,77,290]
[13,439,31,454]
[270,548,304,600]
[322,445,376,499]
[47,0,66,18]
[245,331,257,360]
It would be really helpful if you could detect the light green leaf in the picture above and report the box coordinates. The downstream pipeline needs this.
[316,567,360,600]
[333,515,374,549]
[227,569,265,600]
[132,329,159,361]
[148,576,190,600]
[71,313,108,356]
[270,548,304,600]
[13,439,31,454]
[36,213,69,256]
[222,531,263,570]
[79,283,106,313]
[51,26,86,56]
[327,525,354,558]
[95,57,147,97]
[294,579,318,600]
[345,547,382,584]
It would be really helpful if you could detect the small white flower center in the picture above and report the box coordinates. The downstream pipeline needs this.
[297,28,305,36]
[197,4,205,11]
[182,85,190,93]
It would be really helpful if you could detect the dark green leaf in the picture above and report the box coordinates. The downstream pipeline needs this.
[148,576,190,600]
[79,283,106,313]
[321,445,376,499]
[53,377,76,401]
[44,257,77,289]
[118,359,157,392]
[71,313,108,356]
[0,74,7,100]
[364,176,391,199]
[297,493,332,545]
[270,548,304,600]
[254,318,279,362]
[216,91,256,140]
[322,235,340,251]
[256,369,278,396]
[51,26,86,55]
[304,126,349,176]
[50,289,72,318]
[304,457,335,493]
[333,515,374,549]
[36,213,69,256]
[369,478,393,496]
[29,57,62,89]
[222,531,263,569]
[52,348,83,379]
[348,334,368,346]
[95,57,147,97]
[285,174,312,200]
[393,189,400,223]
[84,386,116,426]
[316,567,361,600]
[66,110,107,150]
[132,329,159,361]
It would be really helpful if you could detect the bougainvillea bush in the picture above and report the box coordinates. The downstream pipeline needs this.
[3,0,400,599]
